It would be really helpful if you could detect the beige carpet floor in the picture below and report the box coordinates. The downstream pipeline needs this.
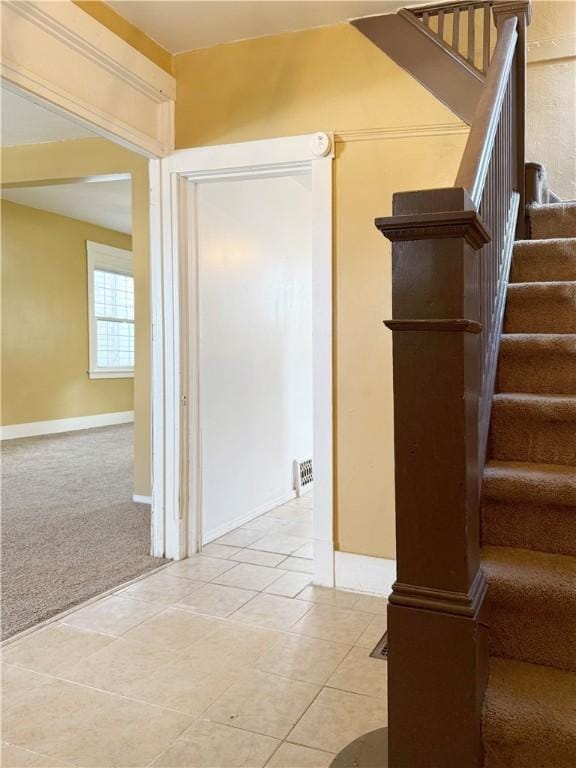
[1,424,166,640]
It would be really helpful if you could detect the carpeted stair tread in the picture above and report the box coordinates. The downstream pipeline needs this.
[484,658,576,768]
[503,281,576,334]
[529,202,576,239]
[483,460,576,507]
[496,333,576,394]
[482,546,576,671]
[511,238,576,282]
[490,393,576,466]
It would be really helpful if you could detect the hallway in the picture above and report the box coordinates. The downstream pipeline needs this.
[2,494,388,768]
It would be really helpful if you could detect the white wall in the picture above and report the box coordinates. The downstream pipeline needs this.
[197,174,313,542]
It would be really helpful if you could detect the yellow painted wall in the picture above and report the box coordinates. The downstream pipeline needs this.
[1,139,151,497]
[527,0,576,199]
[174,23,469,559]
[26,1,569,558]
[1,201,133,424]
[73,0,173,74]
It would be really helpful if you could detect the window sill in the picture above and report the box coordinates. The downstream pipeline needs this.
[89,370,134,380]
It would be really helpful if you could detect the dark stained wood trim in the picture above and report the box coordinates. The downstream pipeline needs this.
[351,12,483,124]
[390,569,488,617]
[376,208,491,248]
[385,319,482,333]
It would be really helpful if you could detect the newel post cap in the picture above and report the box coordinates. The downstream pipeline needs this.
[492,1,532,28]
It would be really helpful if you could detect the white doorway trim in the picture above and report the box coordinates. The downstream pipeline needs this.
[1,1,175,157]
[159,134,335,586]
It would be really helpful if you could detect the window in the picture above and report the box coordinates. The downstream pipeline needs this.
[87,241,134,379]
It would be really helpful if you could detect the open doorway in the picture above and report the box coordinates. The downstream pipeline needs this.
[161,135,334,584]
[197,173,314,558]
[0,86,165,639]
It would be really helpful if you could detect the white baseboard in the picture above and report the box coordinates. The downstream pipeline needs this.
[202,490,297,545]
[0,411,134,440]
[296,482,314,498]
[334,551,396,597]
[133,494,152,505]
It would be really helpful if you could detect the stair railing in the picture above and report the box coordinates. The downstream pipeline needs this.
[406,0,496,75]
[374,2,531,767]
[457,13,521,460]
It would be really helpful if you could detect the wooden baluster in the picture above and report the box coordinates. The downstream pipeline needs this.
[438,8,445,40]
[483,4,491,72]
[468,4,476,66]
[423,10,430,28]
[453,6,461,55]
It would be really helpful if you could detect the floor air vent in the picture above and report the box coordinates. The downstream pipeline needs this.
[370,631,388,661]
[294,459,313,496]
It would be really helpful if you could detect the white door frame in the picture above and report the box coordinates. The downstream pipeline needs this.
[158,134,335,585]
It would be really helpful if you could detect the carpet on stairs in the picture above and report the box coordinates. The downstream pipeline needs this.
[481,199,576,767]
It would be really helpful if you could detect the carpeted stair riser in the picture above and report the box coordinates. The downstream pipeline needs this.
[483,460,576,507]
[482,546,576,671]
[483,659,576,768]
[510,238,576,282]
[482,500,576,556]
[489,395,576,466]
[503,281,576,333]
[496,334,576,394]
[482,460,576,555]
[529,202,576,239]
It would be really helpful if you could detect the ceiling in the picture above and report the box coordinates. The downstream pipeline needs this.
[2,180,132,234]
[1,88,95,147]
[108,0,403,53]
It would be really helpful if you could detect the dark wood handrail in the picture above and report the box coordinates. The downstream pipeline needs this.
[456,16,518,205]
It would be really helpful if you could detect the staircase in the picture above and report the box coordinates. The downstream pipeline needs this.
[368,0,576,765]
[482,201,576,767]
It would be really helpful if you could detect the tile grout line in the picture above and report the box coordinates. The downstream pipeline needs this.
[1,660,203,719]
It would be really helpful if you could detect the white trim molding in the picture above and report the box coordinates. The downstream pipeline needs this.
[0,411,134,440]
[133,494,152,505]
[335,551,397,597]
[0,0,175,157]
[335,121,468,144]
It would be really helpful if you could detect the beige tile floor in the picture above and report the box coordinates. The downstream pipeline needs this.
[1,494,388,768]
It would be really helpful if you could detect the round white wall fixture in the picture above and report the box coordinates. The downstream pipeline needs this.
[310,132,332,158]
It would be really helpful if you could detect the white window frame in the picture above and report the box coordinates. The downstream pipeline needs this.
[86,240,134,379]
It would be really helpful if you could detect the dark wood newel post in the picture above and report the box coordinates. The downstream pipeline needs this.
[377,188,491,768]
